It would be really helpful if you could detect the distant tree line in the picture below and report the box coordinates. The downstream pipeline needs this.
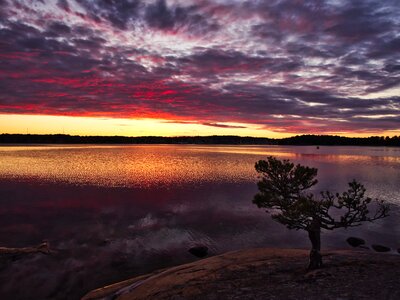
[0,134,272,145]
[0,134,399,146]
[279,134,400,146]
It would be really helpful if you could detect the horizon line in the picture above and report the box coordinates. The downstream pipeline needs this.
[1,133,398,140]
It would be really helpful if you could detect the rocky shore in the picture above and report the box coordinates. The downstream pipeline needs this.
[82,248,400,300]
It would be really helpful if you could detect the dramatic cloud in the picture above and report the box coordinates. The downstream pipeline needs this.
[0,0,399,134]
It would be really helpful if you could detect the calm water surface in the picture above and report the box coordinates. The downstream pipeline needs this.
[0,145,399,299]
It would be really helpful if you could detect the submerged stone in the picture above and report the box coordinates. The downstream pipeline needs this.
[188,246,208,258]
[346,237,366,247]
[371,244,391,252]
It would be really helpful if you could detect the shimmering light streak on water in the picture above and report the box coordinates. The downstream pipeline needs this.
[0,145,265,187]
[0,145,399,202]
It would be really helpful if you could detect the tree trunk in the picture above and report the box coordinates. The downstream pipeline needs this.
[307,220,322,270]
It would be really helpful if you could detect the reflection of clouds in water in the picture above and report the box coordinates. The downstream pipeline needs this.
[111,228,217,256]
[0,199,399,300]
[127,213,219,253]
[0,224,217,299]
[128,213,160,231]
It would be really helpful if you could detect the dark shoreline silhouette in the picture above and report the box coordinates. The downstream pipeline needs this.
[0,134,399,146]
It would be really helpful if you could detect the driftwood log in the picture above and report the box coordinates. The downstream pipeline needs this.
[0,242,51,257]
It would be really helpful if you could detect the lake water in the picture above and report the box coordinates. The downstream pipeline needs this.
[0,145,399,299]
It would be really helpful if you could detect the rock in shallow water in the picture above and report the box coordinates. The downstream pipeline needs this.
[371,244,391,252]
[188,246,208,258]
[346,237,366,247]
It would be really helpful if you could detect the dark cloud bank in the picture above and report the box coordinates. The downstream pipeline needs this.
[0,0,399,134]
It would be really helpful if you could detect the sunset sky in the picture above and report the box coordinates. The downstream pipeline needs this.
[0,0,399,137]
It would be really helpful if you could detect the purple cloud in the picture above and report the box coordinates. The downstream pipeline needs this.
[0,0,399,134]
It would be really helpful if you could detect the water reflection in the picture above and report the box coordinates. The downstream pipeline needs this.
[0,145,399,191]
[0,145,399,299]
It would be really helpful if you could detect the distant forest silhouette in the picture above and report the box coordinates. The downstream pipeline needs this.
[0,134,399,146]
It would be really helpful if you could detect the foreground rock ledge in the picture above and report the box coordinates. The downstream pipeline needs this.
[82,248,400,300]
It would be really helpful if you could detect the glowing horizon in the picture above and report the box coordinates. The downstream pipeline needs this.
[1,114,399,138]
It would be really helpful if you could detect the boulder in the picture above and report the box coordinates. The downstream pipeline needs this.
[346,237,366,247]
[371,244,391,252]
[188,246,208,258]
